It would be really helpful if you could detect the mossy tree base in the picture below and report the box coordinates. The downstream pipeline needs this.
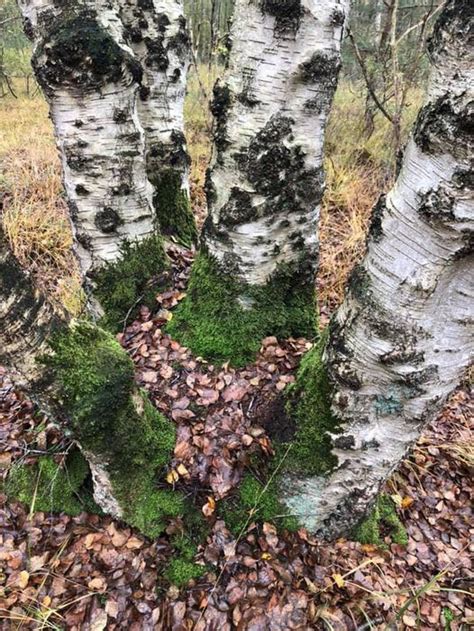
[44,322,184,538]
[167,252,317,366]
[151,171,198,248]
[282,332,342,477]
[5,449,99,516]
[354,495,408,548]
[92,235,169,332]
[219,473,299,536]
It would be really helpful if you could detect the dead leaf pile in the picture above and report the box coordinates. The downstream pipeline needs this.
[1,247,472,629]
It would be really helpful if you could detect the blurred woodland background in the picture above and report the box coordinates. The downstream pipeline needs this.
[0,0,443,318]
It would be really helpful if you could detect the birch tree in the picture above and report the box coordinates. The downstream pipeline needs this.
[120,0,197,245]
[280,0,474,538]
[17,0,194,328]
[169,0,349,365]
[0,219,182,537]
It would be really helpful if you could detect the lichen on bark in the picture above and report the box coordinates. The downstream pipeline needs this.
[167,251,317,366]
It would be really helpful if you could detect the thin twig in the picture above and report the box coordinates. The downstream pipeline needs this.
[347,29,393,124]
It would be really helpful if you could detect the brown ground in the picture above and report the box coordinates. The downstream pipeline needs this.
[1,248,472,630]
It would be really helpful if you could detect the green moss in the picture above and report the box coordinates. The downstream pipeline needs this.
[5,449,97,516]
[354,495,408,548]
[220,473,299,536]
[92,234,168,332]
[283,332,341,476]
[153,171,197,247]
[46,322,183,537]
[167,251,316,366]
[164,558,206,587]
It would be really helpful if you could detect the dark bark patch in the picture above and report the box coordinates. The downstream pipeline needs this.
[220,188,254,227]
[34,15,142,93]
[368,194,386,243]
[418,187,456,225]
[261,0,303,34]
[167,18,191,64]
[211,82,232,155]
[428,0,474,61]
[75,184,89,196]
[298,52,341,86]
[144,36,169,71]
[234,114,324,219]
[413,94,474,159]
[330,8,346,26]
[113,108,129,124]
[95,208,123,234]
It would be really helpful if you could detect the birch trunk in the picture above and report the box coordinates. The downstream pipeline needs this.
[1,222,180,536]
[170,0,349,364]
[280,0,474,538]
[19,0,156,272]
[17,1,169,328]
[120,0,197,245]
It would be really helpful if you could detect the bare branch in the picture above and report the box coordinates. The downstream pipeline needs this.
[347,29,394,124]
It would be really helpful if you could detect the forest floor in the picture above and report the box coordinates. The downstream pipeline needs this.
[1,82,472,629]
[1,245,472,630]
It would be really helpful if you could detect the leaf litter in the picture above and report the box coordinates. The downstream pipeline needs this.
[0,246,472,629]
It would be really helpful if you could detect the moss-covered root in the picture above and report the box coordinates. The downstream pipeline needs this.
[354,495,408,548]
[282,332,341,477]
[5,449,98,516]
[167,251,317,366]
[152,171,198,247]
[92,234,168,332]
[46,322,184,538]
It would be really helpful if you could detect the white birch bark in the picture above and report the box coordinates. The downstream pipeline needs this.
[17,0,157,278]
[281,0,474,537]
[119,0,195,242]
[203,0,349,286]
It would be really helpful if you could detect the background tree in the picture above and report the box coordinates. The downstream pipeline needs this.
[120,0,197,246]
[346,0,443,155]
[169,0,349,365]
[280,0,473,538]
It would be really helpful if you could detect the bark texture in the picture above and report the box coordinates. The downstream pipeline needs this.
[281,0,474,538]
[205,0,347,282]
[169,0,349,364]
[17,1,194,326]
[18,0,157,275]
[119,0,196,245]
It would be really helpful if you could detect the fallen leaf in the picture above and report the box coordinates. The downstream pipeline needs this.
[18,571,29,589]
[332,573,345,588]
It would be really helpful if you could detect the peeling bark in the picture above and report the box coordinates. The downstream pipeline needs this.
[281,0,474,538]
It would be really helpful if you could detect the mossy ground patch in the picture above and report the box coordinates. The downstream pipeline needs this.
[167,252,317,366]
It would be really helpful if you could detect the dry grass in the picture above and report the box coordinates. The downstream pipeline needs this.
[0,90,83,314]
[318,83,423,320]
[0,76,423,319]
